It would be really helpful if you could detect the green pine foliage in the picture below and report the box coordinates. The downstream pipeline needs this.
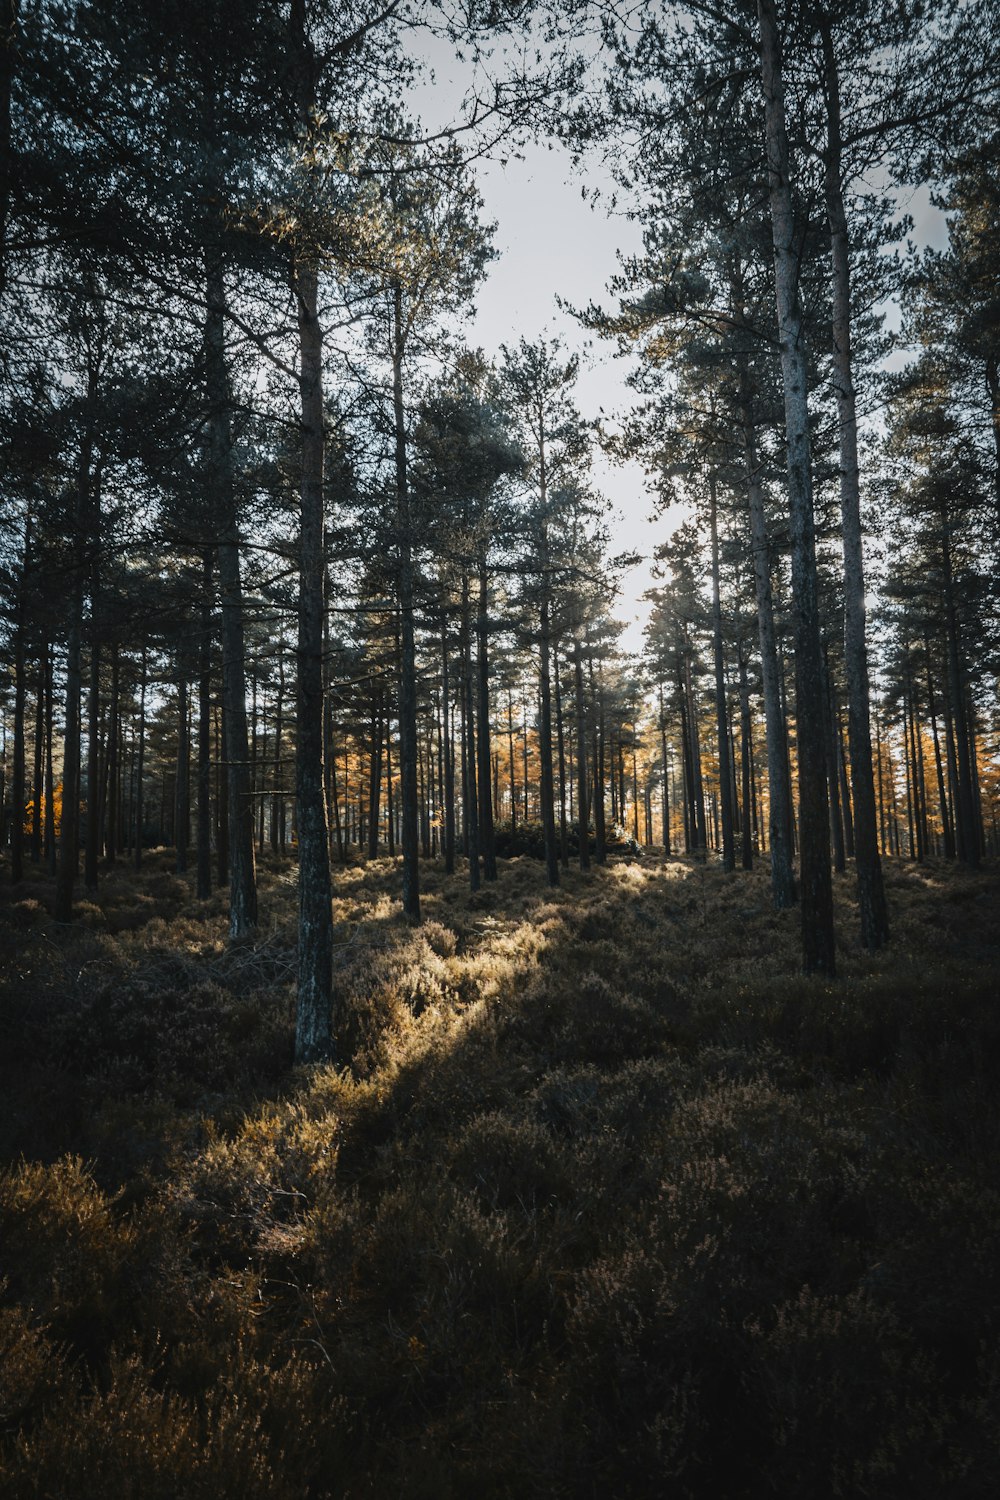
[1,849,999,1497]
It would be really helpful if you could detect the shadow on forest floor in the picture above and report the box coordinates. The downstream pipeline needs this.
[1,848,999,1498]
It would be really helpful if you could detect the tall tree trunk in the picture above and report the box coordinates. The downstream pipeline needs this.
[553,641,568,867]
[196,554,213,898]
[926,651,954,859]
[104,648,119,865]
[507,686,517,834]
[820,15,888,947]
[709,473,735,870]
[10,508,28,884]
[461,576,480,891]
[822,647,846,874]
[206,253,257,932]
[134,648,147,871]
[30,661,42,864]
[589,660,607,863]
[44,643,55,873]
[575,641,590,870]
[84,550,101,892]
[175,675,190,874]
[56,430,95,921]
[272,644,284,852]
[538,592,559,887]
[476,554,497,880]
[392,281,421,921]
[658,685,670,855]
[758,0,835,972]
[367,695,383,860]
[385,717,395,857]
[738,647,754,870]
[293,248,333,1060]
[941,513,978,866]
[683,644,707,854]
[738,366,795,901]
[442,617,455,872]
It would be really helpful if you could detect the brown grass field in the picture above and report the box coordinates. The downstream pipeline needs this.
[1,850,998,1497]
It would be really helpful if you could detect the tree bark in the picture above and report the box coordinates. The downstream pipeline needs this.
[574,640,590,870]
[442,616,456,872]
[476,554,497,879]
[538,591,559,887]
[44,643,55,872]
[758,0,835,973]
[941,511,978,866]
[553,641,569,867]
[206,253,257,933]
[709,474,735,870]
[738,647,754,870]
[734,335,796,904]
[461,575,480,891]
[391,282,421,921]
[56,425,95,921]
[819,15,888,947]
[925,650,954,859]
[293,250,333,1060]
[196,553,213,898]
[10,508,28,884]
[175,675,189,874]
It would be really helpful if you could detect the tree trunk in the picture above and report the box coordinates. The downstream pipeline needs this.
[926,651,954,859]
[709,474,735,870]
[738,647,754,870]
[941,513,978,866]
[553,641,569,867]
[461,576,480,891]
[589,660,607,863]
[104,648,118,865]
[575,641,590,870]
[44,644,56,873]
[84,556,101,892]
[134,648,147,871]
[822,648,846,874]
[56,436,93,921]
[30,660,42,864]
[393,281,421,921]
[758,0,835,973]
[476,555,497,879]
[740,394,796,902]
[367,695,383,860]
[197,553,213,898]
[293,248,333,1060]
[442,617,455,872]
[539,592,559,887]
[206,252,257,933]
[175,675,189,874]
[10,508,28,884]
[507,686,517,834]
[820,15,888,947]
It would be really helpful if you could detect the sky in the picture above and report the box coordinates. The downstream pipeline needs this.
[408,31,662,654]
[405,23,953,659]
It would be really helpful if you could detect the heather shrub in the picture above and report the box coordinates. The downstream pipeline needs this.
[1,1351,281,1500]
[1,851,998,1497]
[0,1158,139,1351]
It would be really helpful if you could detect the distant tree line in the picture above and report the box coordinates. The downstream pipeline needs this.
[1,0,998,1058]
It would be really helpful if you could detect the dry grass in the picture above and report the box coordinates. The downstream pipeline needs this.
[1,848,998,1497]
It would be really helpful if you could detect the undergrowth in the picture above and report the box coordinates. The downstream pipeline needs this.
[1,850,998,1497]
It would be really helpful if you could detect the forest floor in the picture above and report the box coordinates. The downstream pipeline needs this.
[1,848,999,1498]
